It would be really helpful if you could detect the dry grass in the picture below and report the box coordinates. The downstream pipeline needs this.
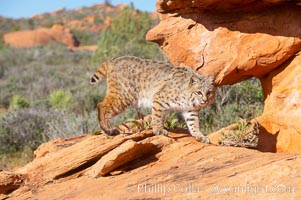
[219,119,260,149]
[0,148,34,170]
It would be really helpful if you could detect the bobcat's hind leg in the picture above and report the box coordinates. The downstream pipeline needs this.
[97,95,130,136]
[182,110,210,144]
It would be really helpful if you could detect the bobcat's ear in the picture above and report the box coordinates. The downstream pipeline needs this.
[189,76,197,85]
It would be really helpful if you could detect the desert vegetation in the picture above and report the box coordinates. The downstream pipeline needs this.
[0,5,263,169]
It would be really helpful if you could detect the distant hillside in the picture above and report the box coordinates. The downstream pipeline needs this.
[0,3,158,46]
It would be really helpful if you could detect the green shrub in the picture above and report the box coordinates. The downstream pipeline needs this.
[9,95,30,110]
[165,113,187,129]
[49,89,73,110]
[200,78,264,134]
[0,33,4,50]
[72,30,96,46]
[0,46,35,68]
[0,108,49,154]
[45,110,99,140]
[92,5,165,64]
[0,64,4,79]
[73,86,105,113]
[0,107,99,155]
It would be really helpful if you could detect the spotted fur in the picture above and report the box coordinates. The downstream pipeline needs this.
[90,56,216,143]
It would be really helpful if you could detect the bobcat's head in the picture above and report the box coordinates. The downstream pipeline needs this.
[189,75,216,108]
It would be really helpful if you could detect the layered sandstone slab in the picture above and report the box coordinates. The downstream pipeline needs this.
[2,132,301,199]
[86,140,155,177]
[3,24,78,48]
[15,131,154,183]
[147,1,301,153]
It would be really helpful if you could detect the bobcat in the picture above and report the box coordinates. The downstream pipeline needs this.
[90,56,215,143]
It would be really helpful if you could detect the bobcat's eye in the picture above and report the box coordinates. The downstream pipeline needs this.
[196,91,203,96]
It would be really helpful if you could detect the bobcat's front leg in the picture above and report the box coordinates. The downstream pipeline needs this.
[151,99,168,136]
[182,110,210,144]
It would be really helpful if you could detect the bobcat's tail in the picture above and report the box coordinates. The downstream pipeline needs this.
[90,61,109,85]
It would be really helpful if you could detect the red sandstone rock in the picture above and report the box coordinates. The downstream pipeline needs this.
[4,132,301,199]
[86,140,155,177]
[16,131,154,183]
[147,1,301,153]
[147,6,301,85]
[258,53,301,153]
[139,134,174,149]
[0,171,25,194]
[156,0,301,13]
[34,135,92,158]
[3,24,78,48]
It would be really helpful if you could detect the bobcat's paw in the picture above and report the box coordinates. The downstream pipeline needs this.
[154,129,169,136]
[195,135,210,144]
[104,128,120,136]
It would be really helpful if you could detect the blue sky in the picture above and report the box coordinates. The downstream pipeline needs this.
[0,0,156,19]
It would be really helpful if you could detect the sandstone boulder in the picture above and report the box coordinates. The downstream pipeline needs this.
[147,0,301,153]
[258,53,301,153]
[3,24,78,48]
[147,5,301,85]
